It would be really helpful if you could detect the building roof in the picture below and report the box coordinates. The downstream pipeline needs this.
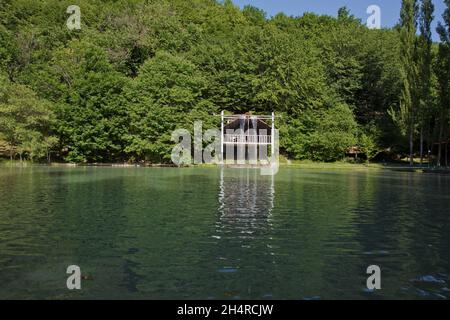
[223,114,272,131]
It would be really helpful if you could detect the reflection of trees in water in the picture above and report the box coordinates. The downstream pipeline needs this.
[213,168,276,298]
[351,172,450,298]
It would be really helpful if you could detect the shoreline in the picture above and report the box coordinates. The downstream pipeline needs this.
[1,160,449,174]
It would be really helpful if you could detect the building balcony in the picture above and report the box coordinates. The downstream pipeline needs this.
[223,134,272,145]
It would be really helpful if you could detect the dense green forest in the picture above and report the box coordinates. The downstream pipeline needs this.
[0,0,449,164]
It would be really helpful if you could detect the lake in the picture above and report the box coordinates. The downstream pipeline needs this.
[0,166,449,299]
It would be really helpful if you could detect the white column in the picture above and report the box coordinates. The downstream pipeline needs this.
[271,112,275,158]
[221,110,224,164]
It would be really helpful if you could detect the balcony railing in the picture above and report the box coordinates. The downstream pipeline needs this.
[223,134,271,145]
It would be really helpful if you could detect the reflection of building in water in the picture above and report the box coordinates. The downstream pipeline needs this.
[218,168,275,221]
[213,168,276,297]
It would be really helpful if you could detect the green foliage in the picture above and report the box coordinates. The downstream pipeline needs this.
[0,74,56,161]
[0,0,447,163]
[435,0,450,165]
[124,51,216,162]
[280,103,358,162]
[358,123,381,161]
[50,40,129,162]
[304,104,358,162]
[396,0,419,165]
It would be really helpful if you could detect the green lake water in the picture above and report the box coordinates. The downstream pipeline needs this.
[0,167,449,300]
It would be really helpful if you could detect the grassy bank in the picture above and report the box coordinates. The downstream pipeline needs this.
[1,158,448,174]
[0,159,34,167]
[281,160,384,170]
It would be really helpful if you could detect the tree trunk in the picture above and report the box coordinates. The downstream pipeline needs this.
[438,143,442,167]
[426,126,430,163]
[409,121,414,167]
[446,143,449,168]
[438,112,445,167]
[420,127,424,166]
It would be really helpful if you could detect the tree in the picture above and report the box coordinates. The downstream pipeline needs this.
[0,0,446,164]
[301,103,358,162]
[50,40,129,163]
[435,0,450,166]
[124,51,216,163]
[397,0,419,166]
[242,5,267,26]
[358,123,381,163]
[0,77,56,162]
[418,0,435,165]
